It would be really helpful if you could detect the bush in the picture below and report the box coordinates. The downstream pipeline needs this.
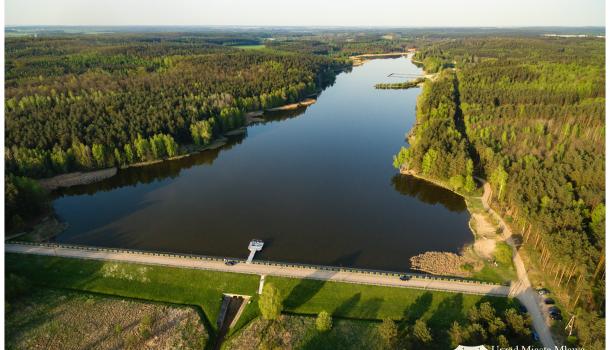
[378,318,398,346]
[315,311,332,332]
[413,318,432,344]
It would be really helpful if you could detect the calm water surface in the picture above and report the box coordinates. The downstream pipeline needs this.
[53,57,473,271]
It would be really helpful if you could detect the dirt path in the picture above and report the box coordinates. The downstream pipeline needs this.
[479,181,556,348]
[6,243,509,298]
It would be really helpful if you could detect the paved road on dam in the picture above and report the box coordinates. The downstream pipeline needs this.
[7,243,509,296]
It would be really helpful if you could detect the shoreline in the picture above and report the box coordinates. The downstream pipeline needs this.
[35,97,319,191]
[397,54,509,279]
[349,51,412,66]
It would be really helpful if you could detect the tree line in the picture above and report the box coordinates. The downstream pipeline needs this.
[4,33,347,231]
[5,34,346,179]
[399,36,605,349]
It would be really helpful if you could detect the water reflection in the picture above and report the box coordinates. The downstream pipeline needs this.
[390,174,466,212]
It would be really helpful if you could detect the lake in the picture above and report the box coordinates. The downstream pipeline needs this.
[53,56,473,272]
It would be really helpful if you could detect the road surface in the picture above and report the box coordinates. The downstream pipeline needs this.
[481,182,557,348]
[6,243,509,297]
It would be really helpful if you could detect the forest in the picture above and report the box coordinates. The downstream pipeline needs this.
[4,33,348,229]
[396,36,605,348]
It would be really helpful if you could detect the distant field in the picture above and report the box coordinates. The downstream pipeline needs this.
[233,44,266,50]
[6,288,207,349]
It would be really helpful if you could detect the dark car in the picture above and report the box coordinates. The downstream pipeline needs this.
[399,275,411,281]
[532,331,539,341]
[224,259,237,266]
[548,306,561,314]
[544,298,555,305]
[550,313,563,321]
[518,304,528,313]
[537,288,551,295]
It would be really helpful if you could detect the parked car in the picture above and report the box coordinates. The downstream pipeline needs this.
[550,313,563,321]
[537,288,550,295]
[544,298,555,305]
[224,259,237,266]
[532,331,539,341]
[399,275,411,281]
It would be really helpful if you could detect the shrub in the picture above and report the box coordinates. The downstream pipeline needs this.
[315,311,332,332]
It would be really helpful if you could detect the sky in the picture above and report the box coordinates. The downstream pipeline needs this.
[5,0,606,27]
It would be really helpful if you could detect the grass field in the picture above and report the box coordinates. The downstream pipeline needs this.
[267,276,518,328]
[224,315,384,350]
[7,253,521,349]
[5,253,260,335]
[233,44,266,50]
[6,288,207,349]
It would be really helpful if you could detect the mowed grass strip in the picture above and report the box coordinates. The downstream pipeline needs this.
[5,253,259,333]
[7,253,520,340]
[267,276,519,329]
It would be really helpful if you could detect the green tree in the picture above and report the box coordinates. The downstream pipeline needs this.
[315,311,332,332]
[497,334,510,348]
[488,317,506,336]
[449,174,465,191]
[463,159,476,193]
[92,143,106,168]
[393,147,410,169]
[113,148,123,166]
[258,283,282,320]
[478,302,496,323]
[590,203,605,243]
[504,308,530,337]
[378,318,398,346]
[490,165,508,200]
[421,148,438,175]
[413,318,432,344]
[448,321,463,348]
[163,135,178,157]
[123,144,135,164]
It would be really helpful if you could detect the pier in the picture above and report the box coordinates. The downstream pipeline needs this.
[246,239,264,263]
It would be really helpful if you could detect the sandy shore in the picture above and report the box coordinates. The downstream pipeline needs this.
[38,167,117,190]
[265,98,316,112]
[350,52,410,66]
[400,168,501,276]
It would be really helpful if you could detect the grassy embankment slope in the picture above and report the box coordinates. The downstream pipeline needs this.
[7,253,520,348]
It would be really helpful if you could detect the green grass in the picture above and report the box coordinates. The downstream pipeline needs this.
[224,315,384,350]
[7,253,521,348]
[6,253,259,335]
[267,276,518,329]
[471,242,517,284]
[233,44,266,50]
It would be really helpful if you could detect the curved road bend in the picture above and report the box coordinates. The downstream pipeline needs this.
[6,243,509,298]
[481,182,556,349]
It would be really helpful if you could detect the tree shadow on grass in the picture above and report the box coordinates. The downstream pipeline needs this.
[333,293,362,317]
[428,293,464,330]
[282,251,362,311]
[356,297,383,320]
[283,279,329,311]
[402,291,433,324]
